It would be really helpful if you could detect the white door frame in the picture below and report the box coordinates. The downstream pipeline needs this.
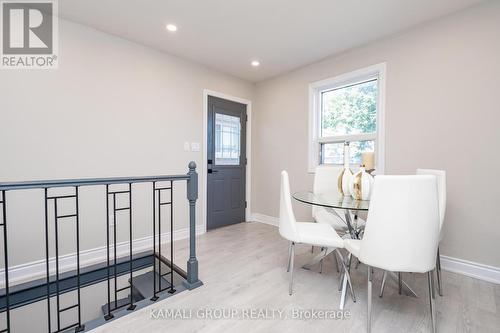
[202,89,252,232]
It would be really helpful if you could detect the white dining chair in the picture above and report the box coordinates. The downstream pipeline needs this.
[279,171,355,298]
[313,165,366,233]
[313,165,349,231]
[379,169,447,298]
[312,165,346,271]
[344,175,440,333]
[313,165,367,272]
[417,169,446,296]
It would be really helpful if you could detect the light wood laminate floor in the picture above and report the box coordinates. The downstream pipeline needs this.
[93,222,500,333]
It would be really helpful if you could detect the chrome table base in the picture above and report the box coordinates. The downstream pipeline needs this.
[301,247,334,271]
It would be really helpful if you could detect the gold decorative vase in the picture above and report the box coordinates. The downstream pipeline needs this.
[349,166,374,200]
[337,142,352,195]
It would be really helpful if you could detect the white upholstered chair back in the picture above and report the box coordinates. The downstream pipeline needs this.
[417,169,446,239]
[359,175,440,273]
[313,165,343,216]
[279,171,298,242]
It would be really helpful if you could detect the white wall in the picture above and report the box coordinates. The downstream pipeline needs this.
[0,19,254,269]
[252,2,500,268]
[2,1,499,281]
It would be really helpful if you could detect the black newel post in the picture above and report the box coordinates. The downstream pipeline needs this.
[183,161,203,290]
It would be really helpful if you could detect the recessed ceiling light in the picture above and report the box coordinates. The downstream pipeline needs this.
[251,60,260,67]
[166,24,178,32]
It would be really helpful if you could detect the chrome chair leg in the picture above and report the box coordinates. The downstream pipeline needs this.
[338,266,345,291]
[337,250,345,291]
[431,269,436,300]
[346,253,356,302]
[367,265,373,333]
[379,271,387,297]
[289,242,295,295]
[319,249,329,274]
[398,272,402,295]
[287,241,292,272]
[332,249,340,273]
[427,271,436,333]
[436,247,443,296]
[339,274,347,310]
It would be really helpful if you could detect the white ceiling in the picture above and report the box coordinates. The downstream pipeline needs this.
[59,0,484,82]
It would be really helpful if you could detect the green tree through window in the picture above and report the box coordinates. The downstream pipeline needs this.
[321,79,377,164]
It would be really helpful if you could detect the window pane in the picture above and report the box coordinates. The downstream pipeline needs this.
[321,140,375,166]
[215,113,241,165]
[321,79,377,137]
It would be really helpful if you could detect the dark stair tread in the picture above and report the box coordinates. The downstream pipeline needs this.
[99,258,182,315]
[131,271,173,299]
[101,295,134,315]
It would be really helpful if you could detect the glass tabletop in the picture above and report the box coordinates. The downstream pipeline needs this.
[292,191,370,211]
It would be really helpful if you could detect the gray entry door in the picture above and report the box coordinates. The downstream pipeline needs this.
[207,96,247,230]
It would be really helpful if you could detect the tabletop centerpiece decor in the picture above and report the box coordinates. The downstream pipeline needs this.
[350,164,375,200]
[337,141,353,196]
[361,151,375,174]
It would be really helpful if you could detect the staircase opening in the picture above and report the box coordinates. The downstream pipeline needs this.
[0,162,202,332]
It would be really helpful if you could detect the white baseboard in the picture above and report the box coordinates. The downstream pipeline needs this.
[440,255,500,285]
[250,213,279,226]
[0,225,205,287]
[251,212,500,285]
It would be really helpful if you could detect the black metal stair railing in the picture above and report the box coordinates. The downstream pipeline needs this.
[0,190,10,333]
[0,162,202,333]
[103,183,137,321]
[151,180,176,301]
[44,187,84,332]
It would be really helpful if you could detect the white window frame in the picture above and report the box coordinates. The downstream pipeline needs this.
[308,63,386,173]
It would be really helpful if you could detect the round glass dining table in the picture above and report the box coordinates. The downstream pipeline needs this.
[292,191,369,239]
[293,191,369,211]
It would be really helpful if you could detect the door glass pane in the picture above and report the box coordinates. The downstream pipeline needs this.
[215,113,241,165]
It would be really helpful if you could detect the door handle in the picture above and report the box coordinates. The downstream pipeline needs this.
[208,169,218,174]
